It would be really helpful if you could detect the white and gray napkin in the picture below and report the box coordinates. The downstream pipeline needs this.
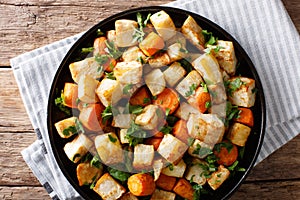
[11,0,300,199]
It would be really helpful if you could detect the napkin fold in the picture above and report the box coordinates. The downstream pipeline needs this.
[11,0,300,199]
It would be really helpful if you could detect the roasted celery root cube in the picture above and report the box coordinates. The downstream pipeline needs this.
[157,134,188,164]
[54,116,78,138]
[150,10,176,41]
[135,105,162,130]
[95,78,122,107]
[165,31,187,48]
[64,134,93,163]
[133,144,154,170]
[63,82,78,108]
[185,159,208,185]
[93,173,126,200]
[139,32,165,56]
[151,189,176,200]
[148,52,171,68]
[119,129,129,144]
[167,42,188,62]
[145,69,166,96]
[161,159,186,178]
[209,40,237,75]
[78,74,99,103]
[112,114,134,129]
[188,139,213,159]
[207,83,227,105]
[228,77,256,107]
[181,15,205,50]
[115,19,138,47]
[175,70,203,98]
[227,122,251,146]
[163,62,186,87]
[122,46,147,62]
[113,61,143,85]
[153,159,164,181]
[192,53,223,85]
[79,103,105,132]
[174,102,200,121]
[187,113,225,145]
[207,165,230,190]
[69,57,103,83]
[120,192,139,200]
[95,133,124,165]
[76,162,103,186]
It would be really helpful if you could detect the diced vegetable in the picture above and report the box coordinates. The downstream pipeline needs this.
[93,173,126,199]
[115,19,138,47]
[187,86,211,113]
[172,119,190,144]
[157,134,188,164]
[78,74,99,104]
[155,174,177,191]
[213,141,238,166]
[113,61,143,85]
[227,122,251,147]
[79,103,105,131]
[63,83,78,108]
[163,62,186,87]
[54,116,78,138]
[76,162,103,186]
[181,15,205,50]
[148,52,171,68]
[234,107,254,127]
[151,189,176,200]
[129,86,151,107]
[135,104,164,130]
[145,69,166,96]
[145,137,162,150]
[175,70,203,98]
[95,78,123,107]
[185,159,208,185]
[173,178,194,200]
[133,144,154,170]
[94,133,124,165]
[161,159,186,178]
[153,88,180,115]
[150,10,176,41]
[207,165,230,190]
[139,32,165,56]
[188,139,214,159]
[128,173,156,196]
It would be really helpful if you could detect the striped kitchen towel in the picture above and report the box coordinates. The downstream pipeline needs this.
[11,0,300,199]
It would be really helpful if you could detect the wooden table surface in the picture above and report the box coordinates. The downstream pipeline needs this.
[1,0,300,199]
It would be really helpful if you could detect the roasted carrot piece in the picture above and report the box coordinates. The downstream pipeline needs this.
[145,137,163,150]
[103,58,117,72]
[93,37,107,55]
[234,107,254,127]
[213,141,238,166]
[153,88,180,115]
[155,174,177,191]
[63,83,78,108]
[173,178,194,200]
[187,86,211,113]
[129,86,151,107]
[149,128,164,138]
[79,103,105,131]
[172,119,190,144]
[128,173,156,196]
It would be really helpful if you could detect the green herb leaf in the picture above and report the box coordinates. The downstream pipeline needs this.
[101,105,113,123]
[95,54,109,66]
[75,118,85,134]
[227,160,239,171]
[96,28,104,36]
[105,72,116,80]
[133,12,152,42]
[192,144,213,158]
[225,101,241,126]
[108,134,117,143]
[123,84,133,95]
[188,138,195,147]
[105,40,123,59]
[125,122,147,146]
[129,105,143,115]
[54,90,71,115]
[72,153,81,162]
[81,47,94,54]
[200,82,208,92]
[205,101,211,109]
[225,78,246,97]
[143,97,151,104]
[214,141,234,153]
[90,155,102,169]
[168,163,174,171]
[165,108,171,116]
[160,125,173,134]
[185,83,197,97]
[62,125,77,136]
[108,167,131,181]
[89,175,98,189]
[75,98,81,105]
[202,30,217,46]
[179,47,189,53]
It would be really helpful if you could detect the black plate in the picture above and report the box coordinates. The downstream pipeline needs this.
[47,6,266,200]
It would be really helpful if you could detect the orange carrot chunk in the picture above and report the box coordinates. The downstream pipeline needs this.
[173,178,194,200]
[129,86,151,107]
[79,103,105,131]
[145,137,163,150]
[128,173,156,196]
[213,141,238,166]
[172,119,190,144]
[153,88,180,115]
[155,174,177,191]
[234,107,254,127]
